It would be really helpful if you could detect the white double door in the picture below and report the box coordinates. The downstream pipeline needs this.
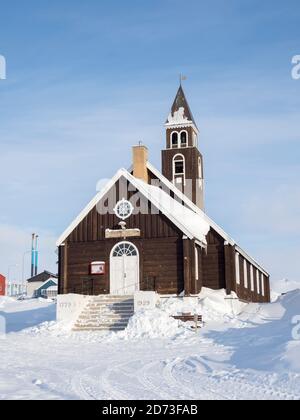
[110,242,139,295]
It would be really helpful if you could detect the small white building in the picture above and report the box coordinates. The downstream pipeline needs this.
[26,271,58,298]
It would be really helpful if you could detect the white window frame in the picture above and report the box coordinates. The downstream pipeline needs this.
[172,154,186,184]
[195,247,199,281]
[235,252,240,285]
[171,131,179,149]
[243,259,247,288]
[170,130,189,149]
[180,130,188,148]
[198,157,203,188]
[114,198,134,220]
[261,273,265,297]
[257,269,261,294]
[250,265,255,292]
[193,131,198,147]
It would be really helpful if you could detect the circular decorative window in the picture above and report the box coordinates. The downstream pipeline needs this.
[114,198,134,220]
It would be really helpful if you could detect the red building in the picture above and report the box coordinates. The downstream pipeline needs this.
[0,274,6,296]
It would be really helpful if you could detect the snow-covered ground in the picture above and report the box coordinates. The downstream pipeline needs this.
[1,284,300,400]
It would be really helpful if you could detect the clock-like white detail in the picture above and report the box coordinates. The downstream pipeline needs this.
[114,198,134,220]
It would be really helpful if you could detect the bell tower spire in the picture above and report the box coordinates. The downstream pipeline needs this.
[162,84,204,210]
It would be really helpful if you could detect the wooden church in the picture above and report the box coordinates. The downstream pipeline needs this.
[57,85,271,303]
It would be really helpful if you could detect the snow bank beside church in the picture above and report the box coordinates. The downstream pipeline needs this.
[160,288,247,323]
[122,309,181,339]
[122,288,248,340]
[272,278,300,295]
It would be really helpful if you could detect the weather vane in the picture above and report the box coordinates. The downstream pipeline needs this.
[179,74,187,85]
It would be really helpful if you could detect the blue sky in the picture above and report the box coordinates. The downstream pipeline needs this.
[0,0,299,284]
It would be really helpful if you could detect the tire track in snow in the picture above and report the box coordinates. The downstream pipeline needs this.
[71,369,101,400]
[99,364,132,400]
[167,356,299,400]
[72,359,148,400]
[137,360,185,400]
[163,357,230,400]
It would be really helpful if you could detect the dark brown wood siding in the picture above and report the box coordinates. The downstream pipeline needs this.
[234,252,271,303]
[202,228,226,290]
[224,244,236,295]
[62,236,184,296]
[58,179,185,295]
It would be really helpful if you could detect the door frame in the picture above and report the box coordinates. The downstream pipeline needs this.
[109,241,140,295]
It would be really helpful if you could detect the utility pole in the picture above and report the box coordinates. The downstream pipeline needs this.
[31,233,35,278]
[22,250,31,295]
[35,235,39,276]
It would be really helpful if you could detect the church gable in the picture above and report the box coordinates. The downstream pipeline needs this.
[66,176,185,244]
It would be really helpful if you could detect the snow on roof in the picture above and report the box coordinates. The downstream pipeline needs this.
[56,168,209,247]
[146,162,269,276]
[133,177,210,244]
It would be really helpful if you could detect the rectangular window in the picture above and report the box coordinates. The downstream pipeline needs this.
[257,269,261,294]
[243,259,247,288]
[195,248,199,281]
[261,274,265,297]
[235,253,240,285]
[250,265,255,292]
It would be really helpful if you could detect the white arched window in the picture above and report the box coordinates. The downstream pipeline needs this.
[112,242,138,257]
[171,132,179,149]
[180,130,188,147]
[172,154,185,184]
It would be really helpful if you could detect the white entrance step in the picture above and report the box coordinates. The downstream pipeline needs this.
[72,295,134,332]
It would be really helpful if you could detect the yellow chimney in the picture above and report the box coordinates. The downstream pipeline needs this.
[132,144,148,183]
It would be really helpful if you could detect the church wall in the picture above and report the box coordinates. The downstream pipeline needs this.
[59,236,184,296]
[58,180,185,296]
[202,228,226,290]
[230,250,271,303]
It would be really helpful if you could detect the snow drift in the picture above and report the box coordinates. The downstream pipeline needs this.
[1,288,300,399]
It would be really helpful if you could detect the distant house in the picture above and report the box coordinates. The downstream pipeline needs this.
[26,271,58,298]
[35,279,58,299]
[0,274,6,296]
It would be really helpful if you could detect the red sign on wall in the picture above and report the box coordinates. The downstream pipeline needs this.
[90,262,106,276]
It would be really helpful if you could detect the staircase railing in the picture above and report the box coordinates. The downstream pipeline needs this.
[110,282,139,296]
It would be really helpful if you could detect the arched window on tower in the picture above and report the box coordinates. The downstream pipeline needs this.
[171,132,179,149]
[180,131,188,148]
[173,154,185,186]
